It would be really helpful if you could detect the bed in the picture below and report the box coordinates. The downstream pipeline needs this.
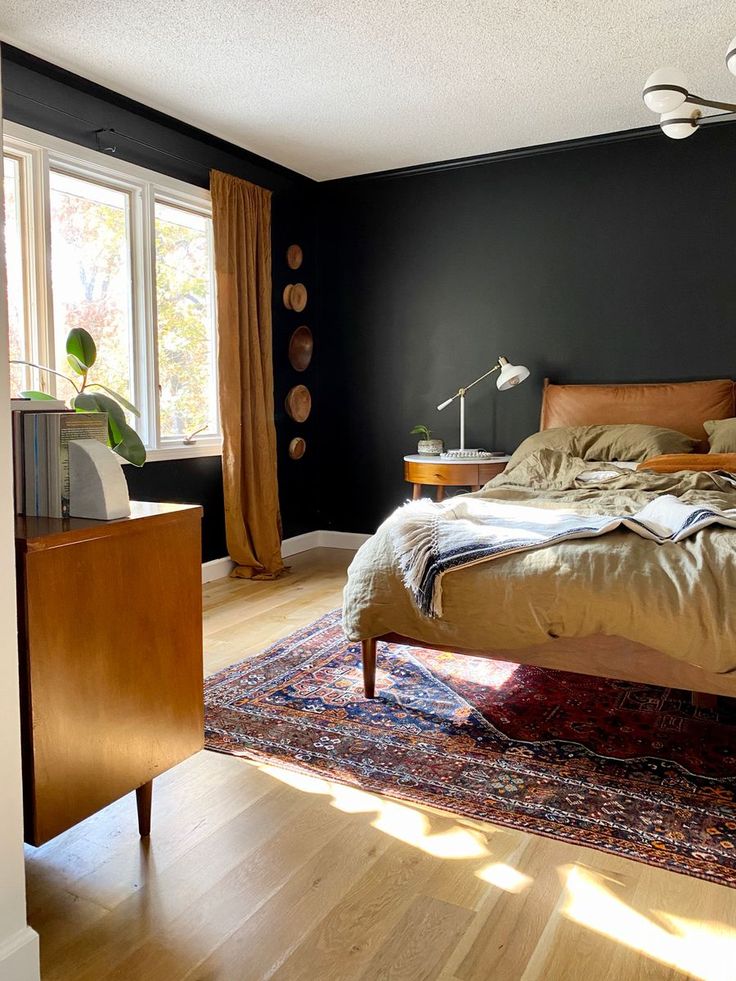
[343,378,736,706]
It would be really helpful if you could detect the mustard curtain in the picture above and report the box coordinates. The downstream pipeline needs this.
[210,170,284,579]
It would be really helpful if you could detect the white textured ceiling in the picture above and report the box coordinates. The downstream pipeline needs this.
[1,1,735,180]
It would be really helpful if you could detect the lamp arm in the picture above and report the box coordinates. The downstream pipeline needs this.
[462,362,502,394]
[437,362,501,411]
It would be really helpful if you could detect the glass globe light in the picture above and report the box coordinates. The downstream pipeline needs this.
[727,36,736,76]
[659,103,701,139]
[643,67,689,113]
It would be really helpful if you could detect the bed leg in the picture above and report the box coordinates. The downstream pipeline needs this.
[692,691,718,710]
[362,639,377,698]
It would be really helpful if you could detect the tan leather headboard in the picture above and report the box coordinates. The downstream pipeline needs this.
[540,379,735,442]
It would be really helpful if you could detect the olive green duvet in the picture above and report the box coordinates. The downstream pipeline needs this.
[342,451,736,673]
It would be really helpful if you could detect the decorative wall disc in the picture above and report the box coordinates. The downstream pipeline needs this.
[285,384,311,422]
[288,326,313,371]
[283,284,294,309]
[287,244,303,270]
[289,437,306,459]
[288,283,308,312]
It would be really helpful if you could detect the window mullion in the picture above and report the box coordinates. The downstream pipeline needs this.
[30,145,55,395]
[128,184,149,446]
[140,184,160,450]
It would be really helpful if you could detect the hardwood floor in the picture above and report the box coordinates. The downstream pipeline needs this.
[25,547,736,981]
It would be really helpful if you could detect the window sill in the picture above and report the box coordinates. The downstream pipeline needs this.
[122,442,223,465]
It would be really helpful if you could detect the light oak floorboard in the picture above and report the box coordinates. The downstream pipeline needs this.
[26,547,736,981]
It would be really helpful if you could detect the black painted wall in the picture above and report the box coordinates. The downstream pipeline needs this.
[8,44,736,549]
[1,44,322,562]
[319,124,736,533]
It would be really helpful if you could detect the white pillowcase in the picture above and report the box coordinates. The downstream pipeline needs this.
[577,461,638,483]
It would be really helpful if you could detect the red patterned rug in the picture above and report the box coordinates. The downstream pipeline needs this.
[204,609,736,887]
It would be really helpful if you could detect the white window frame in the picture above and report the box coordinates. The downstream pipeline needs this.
[2,121,221,462]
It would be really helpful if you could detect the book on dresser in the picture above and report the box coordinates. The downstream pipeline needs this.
[13,407,108,517]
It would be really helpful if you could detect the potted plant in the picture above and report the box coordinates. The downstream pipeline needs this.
[410,425,443,456]
[11,327,146,466]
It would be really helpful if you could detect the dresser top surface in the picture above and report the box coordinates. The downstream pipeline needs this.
[16,501,202,549]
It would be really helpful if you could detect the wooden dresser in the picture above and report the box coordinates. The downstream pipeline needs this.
[15,502,204,846]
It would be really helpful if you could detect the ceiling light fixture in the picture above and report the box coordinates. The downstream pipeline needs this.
[643,36,736,139]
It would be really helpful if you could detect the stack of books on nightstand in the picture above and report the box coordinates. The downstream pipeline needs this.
[11,399,108,517]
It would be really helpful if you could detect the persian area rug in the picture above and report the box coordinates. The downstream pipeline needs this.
[204,609,736,887]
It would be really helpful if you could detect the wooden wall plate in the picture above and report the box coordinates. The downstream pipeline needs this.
[285,384,311,422]
[282,284,294,309]
[288,326,313,372]
[289,283,308,313]
[287,244,303,270]
[289,437,306,459]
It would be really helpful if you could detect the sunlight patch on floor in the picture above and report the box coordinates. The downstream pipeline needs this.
[476,861,532,893]
[372,801,490,859]
[250,759,533,879]
[560,863,736,981]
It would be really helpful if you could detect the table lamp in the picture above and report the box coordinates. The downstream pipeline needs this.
[436,355,530,459]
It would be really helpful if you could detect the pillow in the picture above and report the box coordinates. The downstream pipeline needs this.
[508,424,697,468]
[704,418,736,453]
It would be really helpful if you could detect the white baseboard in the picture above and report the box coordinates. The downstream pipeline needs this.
[0,926,40,981]
[202,530,371,583]
[282,530,372,556]
[280,530,322,557]
[201,556,236,583]
[318,531,373,551]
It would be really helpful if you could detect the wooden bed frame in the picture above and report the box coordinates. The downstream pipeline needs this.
[361,378,736,707]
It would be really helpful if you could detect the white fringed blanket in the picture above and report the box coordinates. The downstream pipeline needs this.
[391,494,736,617]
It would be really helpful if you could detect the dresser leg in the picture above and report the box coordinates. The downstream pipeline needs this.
[413,483,422,500]
[362,639,377,698]
[136,780,153,837]
[435,486,445,502]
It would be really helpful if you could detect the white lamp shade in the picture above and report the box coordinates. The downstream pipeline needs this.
[727,36,736,76]
[642,67,689,113]
[659,103,700,139]
[496,361,530,391]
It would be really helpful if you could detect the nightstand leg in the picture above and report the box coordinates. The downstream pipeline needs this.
[136,780,153,837]
[436,486,445,502]
[413,484,422,500]
[472,484,481,492]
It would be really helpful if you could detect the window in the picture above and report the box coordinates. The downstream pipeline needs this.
[50,171,135,405]
[2,123,220,460]
[154,201,217,440]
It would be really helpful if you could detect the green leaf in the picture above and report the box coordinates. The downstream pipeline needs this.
[73,393,144,465]
[80,391,126,430]
[72,392,102,413]
[86,383,140,417]
[67,353,88,376]
[20,390,58,400]
[113,421,146,467]
[107,415,123,448]
[66,328,97,370]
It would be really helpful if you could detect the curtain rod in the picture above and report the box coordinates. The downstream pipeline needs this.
[5,87,212,172]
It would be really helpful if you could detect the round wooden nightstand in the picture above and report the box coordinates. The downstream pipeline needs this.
[403,454,511,501]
